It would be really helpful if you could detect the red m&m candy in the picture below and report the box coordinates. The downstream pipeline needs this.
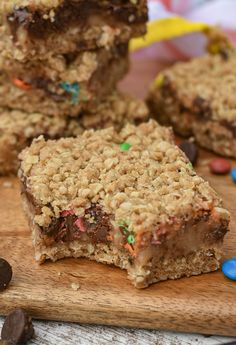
[209,158,231,175]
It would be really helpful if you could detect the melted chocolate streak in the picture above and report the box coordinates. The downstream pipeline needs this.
[8,1,148,40]
[20,179,113,244]
[43,205,113,244]
[21,178,228,250]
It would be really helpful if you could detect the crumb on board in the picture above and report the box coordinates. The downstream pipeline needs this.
[2,181,13,188]
[71,283,81,291]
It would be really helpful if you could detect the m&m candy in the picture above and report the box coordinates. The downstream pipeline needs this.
[209,158,231,175]
[222,258,236,281]
[230,168,236,182]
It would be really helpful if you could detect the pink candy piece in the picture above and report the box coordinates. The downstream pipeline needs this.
[151,239,162,245]
[60,221,66,229]
[74,218,86,232]
[152,229,163,245]
[61,210,75,217]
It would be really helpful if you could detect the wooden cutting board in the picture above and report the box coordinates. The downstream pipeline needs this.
[0,54,236,337]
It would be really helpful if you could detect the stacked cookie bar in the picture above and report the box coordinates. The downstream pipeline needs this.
[0,92,148,175]
[0,0,148,174]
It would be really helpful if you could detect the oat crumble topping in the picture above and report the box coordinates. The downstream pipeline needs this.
[20,120,223,233]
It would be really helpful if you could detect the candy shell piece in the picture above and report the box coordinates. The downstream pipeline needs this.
[209,158,231,175]
[154,74,164,88]
[222,258,236,281]
[231,168,236,182]
[120,142,131,151]
[13,78,32,91]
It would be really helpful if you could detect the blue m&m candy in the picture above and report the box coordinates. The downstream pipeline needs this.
[230,168,236,182]
[222,258,236,281]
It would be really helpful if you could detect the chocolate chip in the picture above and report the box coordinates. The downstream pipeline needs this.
[220,49,231,61]
[193,96,212,119]
[1,309,34,344]
[193,96,206,108]
[220,120,236,138]
[179,141,198,165]
[0,258,12,291]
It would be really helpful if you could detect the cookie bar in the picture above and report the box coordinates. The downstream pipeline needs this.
[0,44,129,117]
[19,120,230,288]
[0,0,147,62]
[147,53,236,158]
[0,91,149,175]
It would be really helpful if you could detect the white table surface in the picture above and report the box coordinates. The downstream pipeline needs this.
[0,317,236,345]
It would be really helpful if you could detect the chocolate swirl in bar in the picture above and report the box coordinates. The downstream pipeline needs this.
[7,0,148,40]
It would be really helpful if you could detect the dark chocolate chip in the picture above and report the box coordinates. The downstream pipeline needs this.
[0,258,13,291]
[179,141,198,165]
[41,204,112,244]
[193,96,212,119]
[28,78,66,102]
[1,309,34,345]
[220,49,231,61]
[43,217,63,237]
[193,96,206,108]
[220,120,236,138]
[85,205,112,243]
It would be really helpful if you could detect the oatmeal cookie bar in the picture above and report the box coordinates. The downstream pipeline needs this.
[0,91,149,175]
[19,120,230,288]
[0,44,129,117]
[0,0,147,63]
[147,53,236,158]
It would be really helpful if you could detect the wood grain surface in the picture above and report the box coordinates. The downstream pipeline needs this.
[0,52,236,338]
